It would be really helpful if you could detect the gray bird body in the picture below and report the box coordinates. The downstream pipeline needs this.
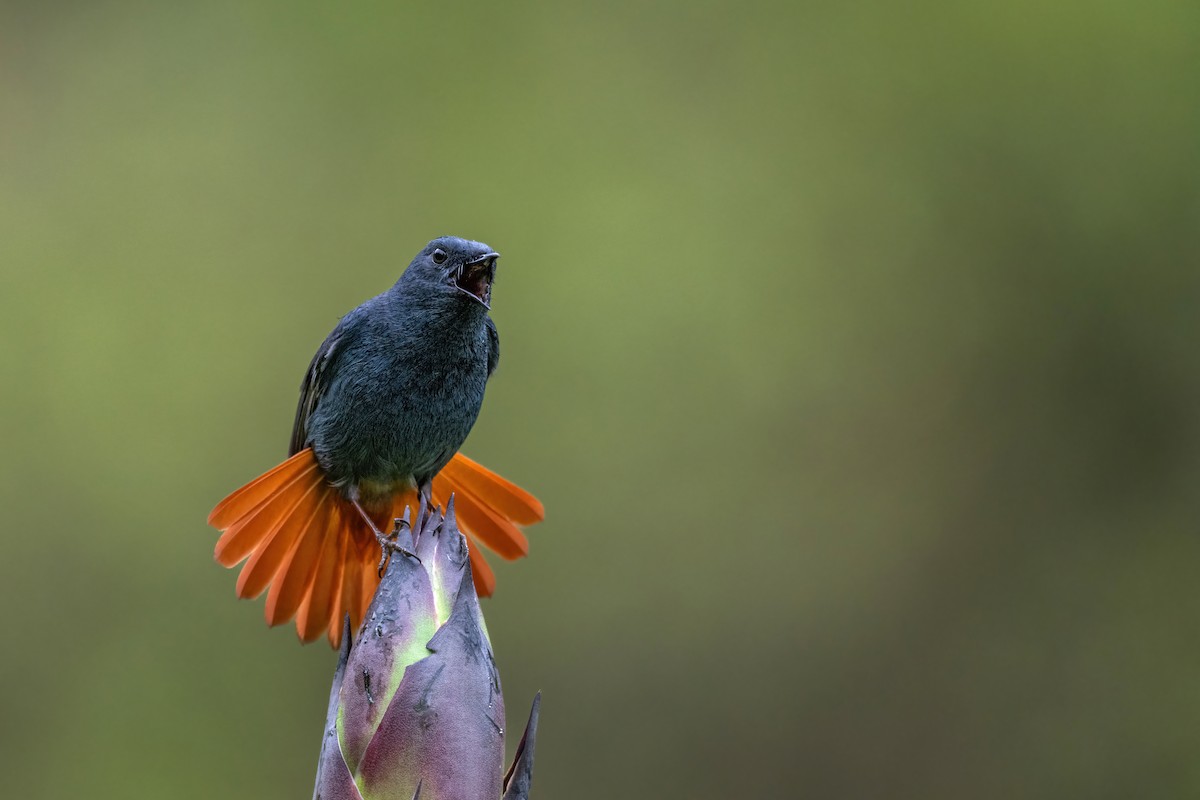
[289,237,501,508]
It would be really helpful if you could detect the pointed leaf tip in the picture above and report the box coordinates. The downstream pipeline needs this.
[312,747,365,800]
[414,499,443,564]
[392,505,416,553]
[503,693,542,800]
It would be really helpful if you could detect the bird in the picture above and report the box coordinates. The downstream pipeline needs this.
[207,236,544,648]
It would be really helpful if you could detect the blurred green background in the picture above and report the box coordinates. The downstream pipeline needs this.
[2,1,1198,797]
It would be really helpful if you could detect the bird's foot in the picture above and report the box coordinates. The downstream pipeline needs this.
[376,518,420,577]
[349,497,421,576]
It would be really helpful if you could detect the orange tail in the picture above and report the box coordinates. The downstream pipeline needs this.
[208,449,544,648]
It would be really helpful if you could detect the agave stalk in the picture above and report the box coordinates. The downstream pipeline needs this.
[313,498,540,800]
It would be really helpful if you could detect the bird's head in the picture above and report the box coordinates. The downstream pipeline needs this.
[402,236,500,310]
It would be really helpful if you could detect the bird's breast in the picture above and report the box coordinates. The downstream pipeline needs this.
[307,317,491,490]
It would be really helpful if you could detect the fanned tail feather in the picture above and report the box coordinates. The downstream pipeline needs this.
[299,511,343,643]
[438,453,545,524]
[264,489,332,627]
[208,449,543,647]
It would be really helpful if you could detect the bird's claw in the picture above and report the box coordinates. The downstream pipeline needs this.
[388,515,410,542]
[375,518,420,576]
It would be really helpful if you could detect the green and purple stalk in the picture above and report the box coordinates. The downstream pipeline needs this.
[313,499,539,800]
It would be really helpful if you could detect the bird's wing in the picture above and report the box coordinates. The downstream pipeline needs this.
[486,316,500,377]
[289,308,364,456]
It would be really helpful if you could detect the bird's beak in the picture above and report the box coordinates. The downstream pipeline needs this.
[452,252,499,308]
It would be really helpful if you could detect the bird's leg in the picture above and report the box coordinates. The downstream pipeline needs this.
[349,498,419,577]
[417,480,435,525]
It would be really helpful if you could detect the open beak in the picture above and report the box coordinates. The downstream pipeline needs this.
[452,252,499,308]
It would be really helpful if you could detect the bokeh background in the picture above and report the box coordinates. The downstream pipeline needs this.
[2,1,1198,797]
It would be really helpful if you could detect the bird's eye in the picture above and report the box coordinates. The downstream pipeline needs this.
[432,249,448,264]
